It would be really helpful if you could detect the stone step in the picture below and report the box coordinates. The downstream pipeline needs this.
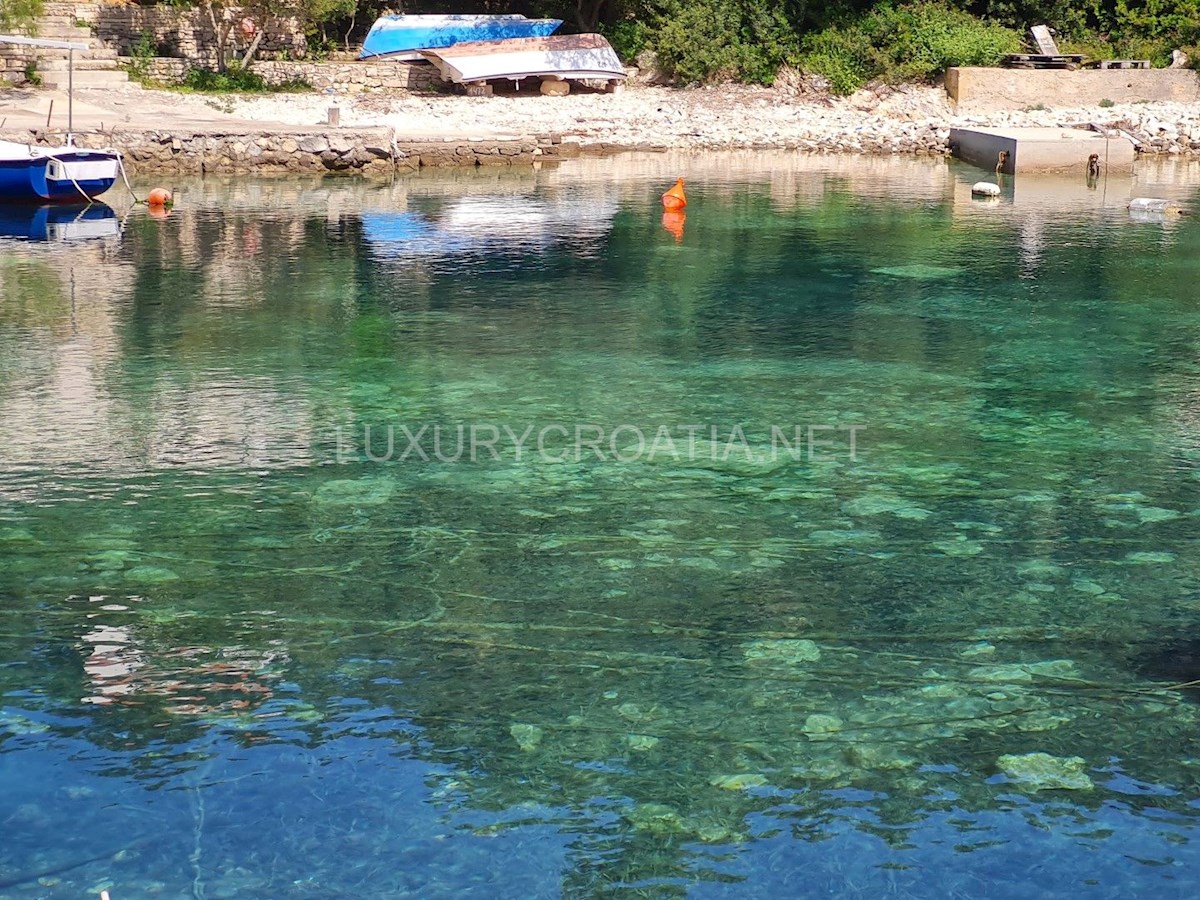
[34,48,120,63]
[35,57,121,72]
[40,68,128,88]
[33,26,94,39]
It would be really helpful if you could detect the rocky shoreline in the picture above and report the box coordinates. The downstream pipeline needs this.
[12,82,1200,173]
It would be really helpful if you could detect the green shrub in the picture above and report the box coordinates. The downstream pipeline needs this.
[126,30,156,81]
[798,2,1023,94]
[180,64,310,93]
[650,0,798,84]
[601,18,652,62]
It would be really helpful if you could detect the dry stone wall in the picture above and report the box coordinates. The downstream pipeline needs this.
[24,127,588,174]
[125,57,442,92]
[78,1,307,66]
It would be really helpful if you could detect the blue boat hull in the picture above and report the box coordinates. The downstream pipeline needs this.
[0,150,119,203]
[361,15,562,59]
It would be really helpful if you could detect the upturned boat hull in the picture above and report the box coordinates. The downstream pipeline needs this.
[360,15,562,60]
[420,34,626,84]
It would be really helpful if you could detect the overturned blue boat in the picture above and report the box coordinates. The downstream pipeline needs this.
[360,14,562,61]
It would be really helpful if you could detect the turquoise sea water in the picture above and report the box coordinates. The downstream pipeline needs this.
[2,154,1200,897]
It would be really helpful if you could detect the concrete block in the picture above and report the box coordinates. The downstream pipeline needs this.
[950,126,1136,174]
[946,66,1200,112]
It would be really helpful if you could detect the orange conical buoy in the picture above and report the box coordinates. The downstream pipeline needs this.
[661,177,686,211]
[146,187,173,209]
[661,210,685,243]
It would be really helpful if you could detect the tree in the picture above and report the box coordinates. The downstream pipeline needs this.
[0,0,43,32]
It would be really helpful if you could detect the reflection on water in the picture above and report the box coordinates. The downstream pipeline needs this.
[2,155,1200,897]
[0,203,120,243]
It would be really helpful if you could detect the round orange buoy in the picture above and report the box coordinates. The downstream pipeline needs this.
[661,210,685,243]
[661,177,686,211]
[147,187,173,208]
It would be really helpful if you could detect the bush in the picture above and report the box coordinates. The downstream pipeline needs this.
[601,17,652,62]
[650,0,798,84]
[126,30,156,81]
[180,64,310,93]
[798,2,1023,94]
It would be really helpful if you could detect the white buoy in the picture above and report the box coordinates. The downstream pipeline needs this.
[971,182,1001,198]
[1128,198,1187,215]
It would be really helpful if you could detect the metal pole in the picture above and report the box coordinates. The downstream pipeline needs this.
[67,47,73,142]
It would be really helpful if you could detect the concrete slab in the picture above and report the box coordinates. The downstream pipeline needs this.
[949,126,1135,175]
[945,67,1200,112]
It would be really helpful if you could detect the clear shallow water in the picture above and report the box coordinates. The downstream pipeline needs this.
[2,154,1200,897]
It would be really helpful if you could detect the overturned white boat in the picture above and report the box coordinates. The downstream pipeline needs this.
[420,34,626,90]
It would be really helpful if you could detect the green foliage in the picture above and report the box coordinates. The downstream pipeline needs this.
[798,2,1023,93]
[650,0,799,84]
[1099,96,1114,106]
[180,63,310,92]
[601,17,652,62]
[22,59,40,87]
[143,0,1200,85]
[126,30,157,81]
[0,0,43,31]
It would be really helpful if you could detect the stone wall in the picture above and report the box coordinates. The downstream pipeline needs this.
[24,127,589,174]
[946,67,1200,112]
[78,1,307,66]
[125,57,443,92]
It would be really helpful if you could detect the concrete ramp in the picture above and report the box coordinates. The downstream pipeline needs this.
[950,126,1135,175]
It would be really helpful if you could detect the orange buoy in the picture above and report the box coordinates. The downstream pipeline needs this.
[661,177,686,211]
[147,187,173,208]
[661,210,685,243]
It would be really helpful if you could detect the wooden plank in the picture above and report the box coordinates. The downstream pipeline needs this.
[1030,25,1060,56]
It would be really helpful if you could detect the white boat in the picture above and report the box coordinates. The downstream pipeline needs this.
[420,34,626,86]
[0,34,121,203]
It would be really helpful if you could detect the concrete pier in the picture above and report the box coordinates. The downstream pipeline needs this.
[949,126,1135,175]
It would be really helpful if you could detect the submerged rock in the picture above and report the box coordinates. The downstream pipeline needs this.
[510,723,544,752]
[124,566,180,584]
[996,752,1093,791]
[744,639,821,665]
[710,773,768,790]
[1124,551,1176,564]
[628,439,790,476]
[626,802,686,835]
[842,493,932,520]
[803,714,844,738]
[871,264,961,280]
[312,477,396,506]
[625,734,660,752]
